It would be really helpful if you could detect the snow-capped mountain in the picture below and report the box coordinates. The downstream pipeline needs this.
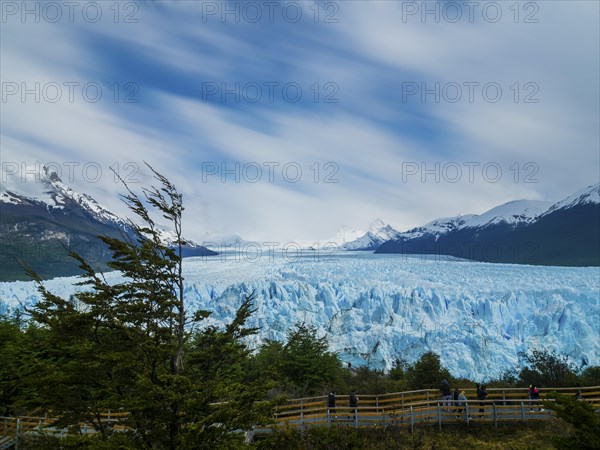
[0,166,216,281]
[540,183,600,217]
[0,165,127,226]
[461,200,552,229]
[341,219,402,250]
[328,225,367,245]
[400,215,478,240]
[397,200,551,241]
[197,231,247,249]
[339,199,552,251]
[377,183,600,266]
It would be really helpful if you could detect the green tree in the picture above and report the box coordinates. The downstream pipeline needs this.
[247,340,285,391]
[405,351,451,390]
[518,348,579,387]
[252,324,344,396]
[544,393,600,449]
[342,366,392,395]
[280,324,344,396]
[579,366,600,386]
[0,313,26,415]
[24,165,273,449]
[388,357,408,381]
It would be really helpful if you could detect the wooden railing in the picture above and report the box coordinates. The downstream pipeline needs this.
[2,386,599,445]
[0,410,128,449]
[272,385,600,429]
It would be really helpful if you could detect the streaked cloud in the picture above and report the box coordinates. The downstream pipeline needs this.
[1,1,598,241]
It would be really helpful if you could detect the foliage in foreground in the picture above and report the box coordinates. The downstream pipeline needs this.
[5,166,275,449]
[544,393,600,449]
[256,422,567,450]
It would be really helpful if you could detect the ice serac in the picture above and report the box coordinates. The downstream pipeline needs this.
[1,253,598,381]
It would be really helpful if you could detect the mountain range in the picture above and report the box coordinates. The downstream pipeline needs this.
[0,167,216,281]
[2,167,598,281]
[374,184,600,266]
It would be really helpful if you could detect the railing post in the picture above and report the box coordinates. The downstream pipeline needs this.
[382,408,386,428]
[437,403,441,430]
[520,402,525,422]
[466,402,470,426]
[410,406,414,433]
[502,389,506,405]
[15,418,21,450]
[493,402,497,428]
[327,409,330,427]
[376,395,379,411]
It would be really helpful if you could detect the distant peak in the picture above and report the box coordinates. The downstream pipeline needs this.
[544,182,600,215]
[367,218,388,233]
[370,218,385,227]
[42,165,63,183]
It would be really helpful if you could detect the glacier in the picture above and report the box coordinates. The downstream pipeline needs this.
[1,252,598,381]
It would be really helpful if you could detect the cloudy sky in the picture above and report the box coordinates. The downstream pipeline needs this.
[1,1,599,242]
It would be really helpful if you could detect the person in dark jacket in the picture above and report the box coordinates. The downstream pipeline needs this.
[440,379,452,409]
[452,388,460,413]
[327,391,336,416]
[349,390,359,408]
[476,384,488,418]
[349,390,359,421]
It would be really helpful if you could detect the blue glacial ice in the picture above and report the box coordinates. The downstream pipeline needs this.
[1,252,598,381]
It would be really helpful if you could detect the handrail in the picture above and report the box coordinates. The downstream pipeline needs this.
[2,386,599,439]
[270,396,600,431]
[287,385,599,405]
[275,385,600,417]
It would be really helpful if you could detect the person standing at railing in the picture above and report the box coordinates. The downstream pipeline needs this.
[476,384,488,418]
[328,391,337,417]
[452,388,460,414]
[455,391,469,419]
[528,385,542,412]
[441,379,452,410]
[349,390,359,420]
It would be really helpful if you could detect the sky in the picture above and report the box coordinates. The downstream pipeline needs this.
[1,0,599,242]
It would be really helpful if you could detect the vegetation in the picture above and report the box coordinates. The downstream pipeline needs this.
[247,324,346,398]
[517,348,580,387]
[0,169,598,448]
[255,422,567,450]
[1,166,274,449]
[544,393,600,450]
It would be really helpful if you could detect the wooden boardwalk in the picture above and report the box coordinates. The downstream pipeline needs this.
[1,386,599,447]
[257,385,600,435]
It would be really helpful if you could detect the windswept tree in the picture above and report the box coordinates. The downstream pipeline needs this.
[24,164,273,449]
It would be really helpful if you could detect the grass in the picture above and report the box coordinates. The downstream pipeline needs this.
[257,420,569,449]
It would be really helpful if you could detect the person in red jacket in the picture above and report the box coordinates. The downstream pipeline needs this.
[528,385,541,412]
